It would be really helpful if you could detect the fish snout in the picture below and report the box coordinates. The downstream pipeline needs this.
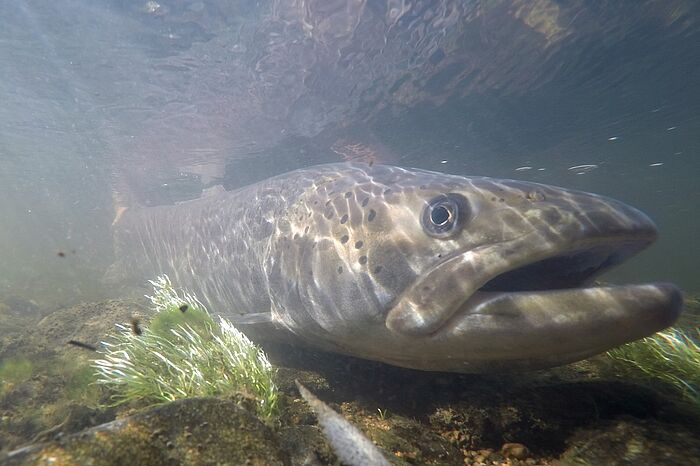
[529,187,659,248]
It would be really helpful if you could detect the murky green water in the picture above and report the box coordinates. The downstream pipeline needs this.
[1,1,699,465]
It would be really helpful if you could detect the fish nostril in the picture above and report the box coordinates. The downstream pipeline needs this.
[527,191,545,202]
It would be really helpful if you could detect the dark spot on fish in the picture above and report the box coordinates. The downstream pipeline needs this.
[325,200,332,207]
[304,226,310,234]
[179,304,189,313]
[337,266,343,274]
[499,198,505,203]
[542,209,562,224]
[67,340,96,351]
[250,220,275,239]
[299,216,303,221]
[130,318,143,336]
[345,191,352,198]
[57,251,66,257]
[369,160,374,167]
[355,240,364,249]
[374,265,383,274]
[340,234,349,244]
[314,201,319,205]
[437,254,442,258]
[340,214,348,224]
[359,256,368,265]
[422,285,431,292]
[325,210,334,219]
[384,189,392,195]
[368,209,376,221]
[312,242,317,249]
[419,185,427,190]
[491,197,497,202]
[294,233,300,240]
[361,198,369,207]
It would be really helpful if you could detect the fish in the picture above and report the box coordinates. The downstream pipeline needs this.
[295,380,391,466]
[107,163,683,372]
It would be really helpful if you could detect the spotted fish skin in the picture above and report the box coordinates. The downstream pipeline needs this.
[110,163,682,372]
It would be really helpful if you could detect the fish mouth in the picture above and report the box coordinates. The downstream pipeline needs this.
[386,231,660,335]
[381,184,685,371]
[475,241,646,293]
[384,236,682,372]
[443,236,683,369]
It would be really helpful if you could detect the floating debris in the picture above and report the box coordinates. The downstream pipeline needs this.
[440,160,448,164]
[57,251,66,258]
[295,381,391,466]
[179,304,189,313]
[67,340,97,352]
[515,166,533,171]
[568,164,599,175]
[667,126,677,131]
[130,317,143,336]
[608,136,620,141]
[649,163,664,167]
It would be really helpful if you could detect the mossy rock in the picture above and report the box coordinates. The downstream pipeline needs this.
[2,397,288,466]
[553,418,700,466]
[0,357,33,386]
[0,300,145,451]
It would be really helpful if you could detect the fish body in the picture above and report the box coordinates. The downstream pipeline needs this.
[109,163,682,372]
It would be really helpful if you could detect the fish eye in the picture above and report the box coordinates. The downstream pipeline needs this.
[421,193,469,238]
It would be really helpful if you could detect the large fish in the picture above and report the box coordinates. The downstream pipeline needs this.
[108,163,682,372]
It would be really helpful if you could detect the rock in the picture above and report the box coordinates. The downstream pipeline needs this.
[2,397,288,466]
[501,442,529,459]
[553,418,700,466]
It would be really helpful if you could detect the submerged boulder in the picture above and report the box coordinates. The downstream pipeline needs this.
[554,418,700,466]
[3,397,288,466]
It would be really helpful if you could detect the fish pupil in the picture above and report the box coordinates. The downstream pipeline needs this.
[431,205,451,226]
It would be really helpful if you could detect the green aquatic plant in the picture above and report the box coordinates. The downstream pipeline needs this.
[0,356,33,386]
[92,275,278,417]
[607,327,700,408]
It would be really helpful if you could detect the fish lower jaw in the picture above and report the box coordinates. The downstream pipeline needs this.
[438,282,683,353]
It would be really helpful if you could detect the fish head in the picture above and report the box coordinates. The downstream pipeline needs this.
[291,164,682,372]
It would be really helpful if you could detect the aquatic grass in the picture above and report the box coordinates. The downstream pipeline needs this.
[0,356,33,384]
[606,327,700,408]
[92,275,278,417]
